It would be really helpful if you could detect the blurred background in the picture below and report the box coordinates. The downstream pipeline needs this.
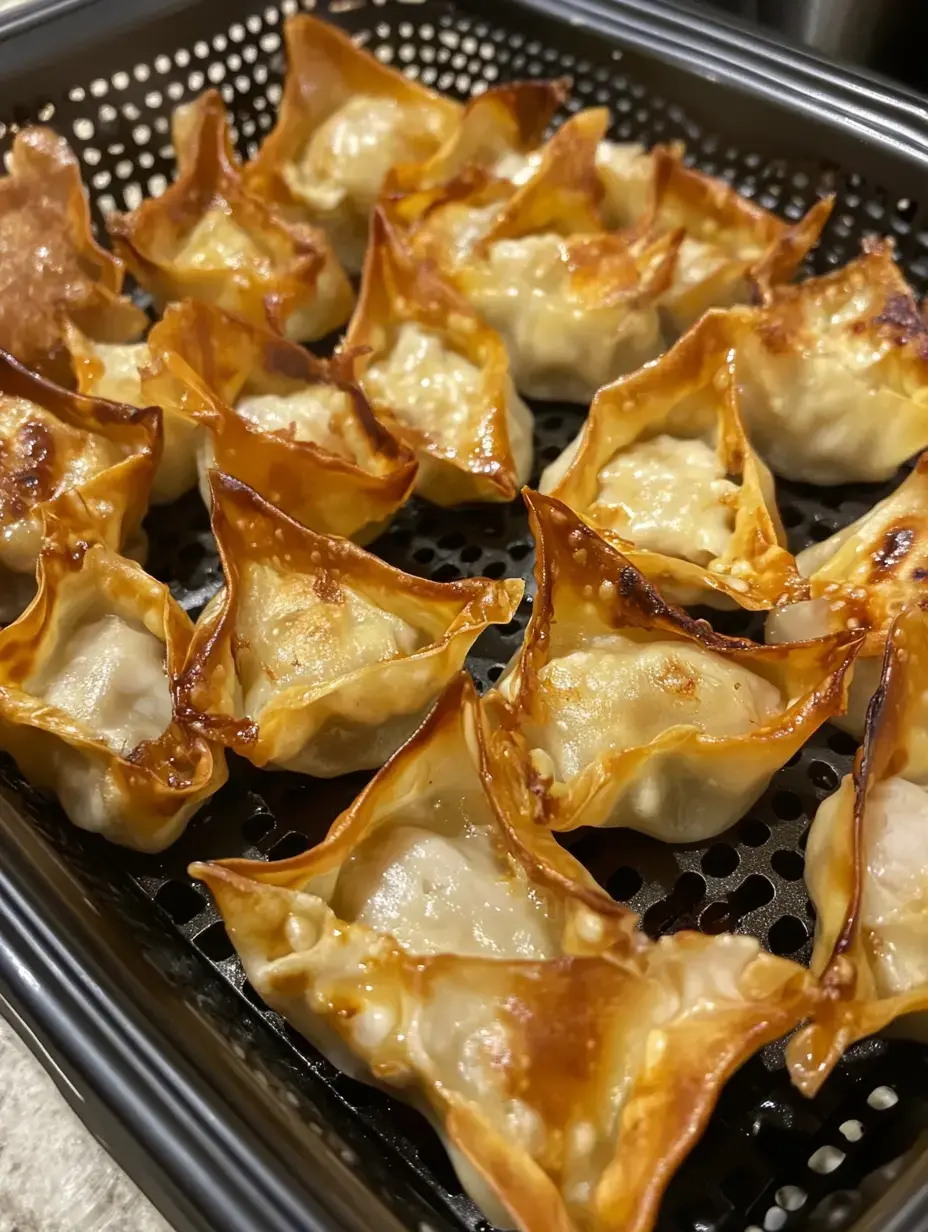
[696,0,928,92]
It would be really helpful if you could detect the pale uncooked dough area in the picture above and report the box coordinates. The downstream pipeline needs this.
[0,1015,170,1232]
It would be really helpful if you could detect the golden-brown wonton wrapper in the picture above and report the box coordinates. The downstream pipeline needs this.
[395,108,680,403]
[344,211,532,505]
[643,146,832,337]
[384,77,569,200]
[142,299,416,542]
[175,472,522,777]
[108,90,353,341]
[487,490,862,838]
[244,14,461,273]
[734,239,928,484]
[787,604,928,1097]
[0,351,160,624]
[540,311,801,609]
[0,498,226,851]
[63,319,198,505]
[767,453,928,736]
[192,671,816,1232]
[0,127,146,385]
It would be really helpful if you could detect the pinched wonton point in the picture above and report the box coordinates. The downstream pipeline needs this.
[108,90,353,342]
[0,499,226,851]
[244,14,461,273]
[644,146,833,338]
[192,672,816,1232]
[385,77,570,201]
[63,319,198,505]
[0,351,160,625]
[397,108,680,403]
[175,472,522,778]
[540,311,802,610]
[735,239,928,484]
[0,127,146,385]
[788,604,928,1098]
[345,212,532,505]
[142,299,416,542]
[767,454,928,737]
[487,491,862,839]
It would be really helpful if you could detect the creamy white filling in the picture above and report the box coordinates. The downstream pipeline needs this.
[289,96,447,215]
[175,209,269,274]
[860,776,928,996]
[85,342,151,406]
[32,613,171,754]
[332,820,556,959]
[532,633,783,781]
[234,384,353,456]
[235,563,422,717]
[592,433,737,563]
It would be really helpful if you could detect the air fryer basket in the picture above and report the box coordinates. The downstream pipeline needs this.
[1,1,928,1230]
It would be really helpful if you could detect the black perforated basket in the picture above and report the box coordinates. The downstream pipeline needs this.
[1,1,928,1231]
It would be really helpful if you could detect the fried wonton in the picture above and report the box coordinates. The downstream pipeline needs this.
[540,311,801,609]
[142,299,416,542]
[735,239,928,484]
[788,604,928,1097]
[0,127,146,385]
[244,14,460,273]
[0,351,160,624]
[385,77,569,200]
[108,90,353,341]
[396,109,680,402]
[63,319,198,504]
[486,491,862,839]
[643,146,832,337]
[175,473,522,777]
[344,212,532,505]
[0,498,226,850]
[192,672,815,1232]
[767,454,928,737]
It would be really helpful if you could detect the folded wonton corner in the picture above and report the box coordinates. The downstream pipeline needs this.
[767,453,928,737]
[344,210,532,505]
[395,107,681,402]
[191,671,816,1232]
[175,471,523,777]
[0,494,226,850]
[0,126,146,385]
[735,238,928,484]
[63,317,199,505]
[142,298,417,542]
[540,310,803,610]
[108,89,354,341]
[0,350,161,625]
[486,489,863,839]
[644,145,833,337]
[244,13,461,273]
[787,603,928,1098]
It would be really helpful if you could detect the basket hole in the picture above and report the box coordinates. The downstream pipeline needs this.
[242,811,274,844]
[700,874,774,933]
[268,831,311,860]
[607,865,642,901]
[771,848,804,881]
[642,872,705,936]
[771,790,802,821]
[739,817,769,847]
[432,563,461,582]
[509,542,532,561]
[483,561,506,579]
[828,728,858,757]
[487,664,504,683]
[413,546,434,564]
[194,921,235,962]
[241,979,270,1012]
[459,544,482,563]
[809,520,836,543]
[809,760,839,792]
[768,914,808,956]
[780,504,804,529]
[701,843,739,878]
[155,879,206,926]
[438,532,465,551]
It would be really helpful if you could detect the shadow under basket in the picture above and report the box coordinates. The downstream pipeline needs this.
[2,0,928,1230]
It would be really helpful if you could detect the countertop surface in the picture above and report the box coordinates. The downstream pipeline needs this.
[0,1013,169,1232]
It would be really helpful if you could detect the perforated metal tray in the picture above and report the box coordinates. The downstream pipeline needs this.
[1,2,928,1231]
